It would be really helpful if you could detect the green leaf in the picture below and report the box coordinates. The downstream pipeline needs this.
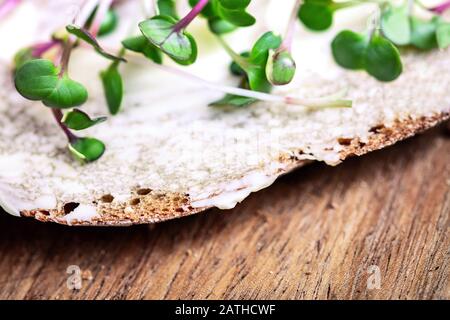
[298,1,333,31]
[217,5,255,27]
[208,17,237,34]
[331,30,366,70]
[243,32,281,92]
[365,34,402,82]
[266,50,296,85]
[249,31,282,65]
[62,109,106,130]
[66,25,126,62]
[122,35,163,64]
[436,21,450,49]
[139,15,197,65]
[14,59,88,108]
[42,76,89,108]
[381,5,411,45]
[157,0,179,19]
[219,0,251,10]
[209,94,257,107]
[69,137,105,163]
[100,64,123,115]
[98,10,119,36]
[410,17,438,50]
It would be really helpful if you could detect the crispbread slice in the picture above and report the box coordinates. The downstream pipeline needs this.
[1,1,449,226]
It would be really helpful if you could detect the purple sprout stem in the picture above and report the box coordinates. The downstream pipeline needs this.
[0,0,21,20]
[430,0,450,14]
[52,109,78,143]
[281,0,302,52]
[31,41,59,57]
[173,0,209,32]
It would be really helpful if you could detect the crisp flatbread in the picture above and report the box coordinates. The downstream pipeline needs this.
[0,1,449,225]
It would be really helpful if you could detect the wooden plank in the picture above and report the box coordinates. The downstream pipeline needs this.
[0,125,448,300]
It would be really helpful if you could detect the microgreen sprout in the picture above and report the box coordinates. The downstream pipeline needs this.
[266,0,301,86]
[138,0,209,65]
[8,0,449,163]
[12,0,113,163]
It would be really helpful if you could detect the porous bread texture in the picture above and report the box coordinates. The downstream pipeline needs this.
[1,48,450,226]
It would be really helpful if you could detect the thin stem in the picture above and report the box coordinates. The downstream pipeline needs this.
[143,59,351,109]
[52,109,78,143]
[173,0,209,32]
[89,0,114,37]
[75,0,101,26]
[216,36,251,70]
[281,0,302,52]
[59,40,73,76]
[31,41,60,57]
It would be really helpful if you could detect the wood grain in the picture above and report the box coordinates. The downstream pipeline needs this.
[0,125,449,300]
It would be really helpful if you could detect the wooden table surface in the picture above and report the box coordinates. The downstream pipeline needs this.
[0,125,449,300]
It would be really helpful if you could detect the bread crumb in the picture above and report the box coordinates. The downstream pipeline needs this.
[82,270,93,281]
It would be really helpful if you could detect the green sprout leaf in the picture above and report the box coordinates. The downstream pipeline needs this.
[410,17,439,50]
[139,15,197,65]
[69,137,106,163]
[244,31,282,92]
[219,0,251,10]
[98,10,119,37]
[66,25,126,62]
[62,109,106,130]
[157,0,179,19]
[365,34,402,82]
[14,59,88,108]
[298,0,333,31]
[208,17,237,34]
[331,30,366,70]
[122,35,163,64]
[215,32,282,107]
[332,30,402,82]
[216,0,255,27]
[100,64,123,115]
[436,21,450,49]
[266,50,296,85]
[381,4,411,45]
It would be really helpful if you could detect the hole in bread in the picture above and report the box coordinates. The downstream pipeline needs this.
[137,188,152,195]
[369,124,385,133]
[338,138,353,146]
[64,202,80,214]
[101,194,114,203]
[130,198,140,206]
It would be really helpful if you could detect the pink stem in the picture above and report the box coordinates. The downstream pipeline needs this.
[430,0,450,14]
[31,41,59,57]
[52,109,78,143]
[173,0,209,32]
[282,0,302,52]
[0,0,21,19]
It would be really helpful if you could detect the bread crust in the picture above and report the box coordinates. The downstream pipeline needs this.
[19,112,450,226]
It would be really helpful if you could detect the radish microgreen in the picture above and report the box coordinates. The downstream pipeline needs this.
[7,0,449,162]
[62,109,107,131]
